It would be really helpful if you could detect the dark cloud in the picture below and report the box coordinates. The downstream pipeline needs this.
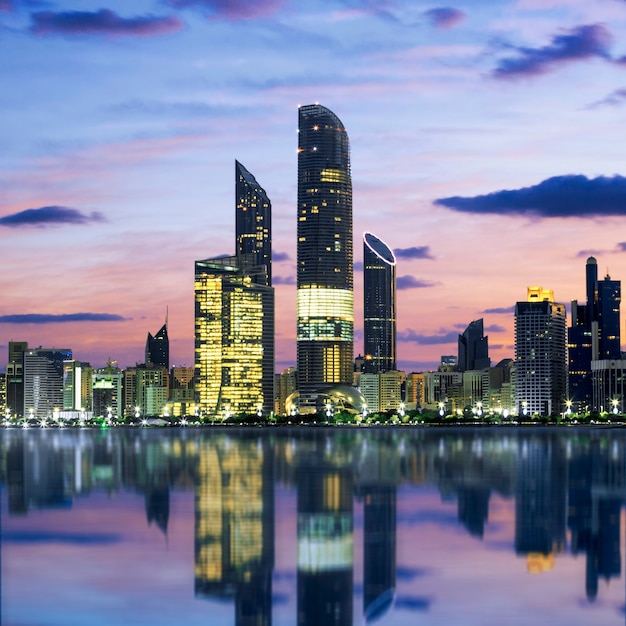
[576,248,604,258]
[492,24,612,79]
[435,175,626,218]
[3,530,122,545]
[617,242,626,252]
[588,87,626,109]
[397,329,457,345]
[394,246,434,260]
[0,205,105,227]
[424,7,465,30]
[397,275,438,290]
[395,595,432,611]
[168,0,284,20]
[30,9,184,37]
[0,313,128,324]
[396,566,431,582]
[273,251,290,262]
[485,324,506,333]
[273,275,295,285]
[482,305,515,314]
[354,261,363,271]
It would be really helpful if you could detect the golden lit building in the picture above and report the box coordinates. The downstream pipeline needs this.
[195,254,274,417]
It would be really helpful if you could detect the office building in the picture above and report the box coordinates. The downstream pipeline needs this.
[6,341,27,417]
[145,320,169,370]
[62,360,93,411]
[363,232,396,374]
[458,319,490,372]
[23,347,72,418]
[92,364,123,418]
[195,254,274,416]
[514,287,567,416]
[236,160,271,286]
[297,104,353,401]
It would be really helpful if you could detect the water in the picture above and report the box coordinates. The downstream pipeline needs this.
[1,426,625,625]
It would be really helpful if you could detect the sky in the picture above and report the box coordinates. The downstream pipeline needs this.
[2,0,626,373]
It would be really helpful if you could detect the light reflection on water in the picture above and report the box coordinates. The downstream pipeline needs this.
[1,427,626,625]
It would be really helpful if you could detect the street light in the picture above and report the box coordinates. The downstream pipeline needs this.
[438,402,445,417]
[612,398,619,415]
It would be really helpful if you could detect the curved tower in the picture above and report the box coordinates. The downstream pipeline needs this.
[363,232,396,373]
[297,104,353,398]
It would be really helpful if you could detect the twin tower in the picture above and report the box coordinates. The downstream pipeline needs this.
[195,104,396,416]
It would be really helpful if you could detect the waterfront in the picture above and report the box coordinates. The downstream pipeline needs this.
[2,427,626,625]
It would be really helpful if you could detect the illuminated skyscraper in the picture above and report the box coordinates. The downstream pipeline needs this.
[23,347,72,418]
[145,319,169,370]
[297,104,353,399]
[363,232,396,374]
[236,160,271,286]
[195,254,274,416]
[514,287,567,416]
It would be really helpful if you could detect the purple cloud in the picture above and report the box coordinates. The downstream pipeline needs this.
[0,206,105,227]
[424,7,465,30]
[492,24,612,79]
[589,87,626,108]
[273,251,291,262]
[397,329,457,344]
[168,0,285,20]
[394,246,434,260]
[485,324,506,332]
[273,275,295,285]
[397,275,438,290]
[354,261,363,271]
[482,306,515,314]
[0,0,12,12]
[30,9,184,37]
[435,175,626,218]
[0,313,128,323]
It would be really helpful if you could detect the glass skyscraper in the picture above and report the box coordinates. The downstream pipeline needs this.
[363,232,396,373]
[458,319,490,372]
[236,160,271,286]
[145,320,169,370]
[297,104,353,397]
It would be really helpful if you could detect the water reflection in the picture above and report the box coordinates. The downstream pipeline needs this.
[2,427,626,625]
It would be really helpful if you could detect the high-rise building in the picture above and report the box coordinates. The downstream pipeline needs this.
[458,319,490,372]
[363,232,396,374]
[6,341,27,417]
[569,257,621,411]
[514,287,567,416]
[145,320,169,370]
[297,104,353,400]
[92,363,123,418]
[236,160,271,286]
[23,347,72,418]
[62,360,93,411]
[195,254,274,416]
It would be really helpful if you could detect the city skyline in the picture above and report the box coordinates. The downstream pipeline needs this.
[3,1,626,372]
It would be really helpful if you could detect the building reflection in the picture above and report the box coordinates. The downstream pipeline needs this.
[2,428,626,619]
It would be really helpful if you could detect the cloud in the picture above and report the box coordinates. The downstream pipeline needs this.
[394,246,434,260]
[482,305,515,314]
[3,530,122,545]
[396,566,431,582]
[435,175,626,218]
[0,0,12,12]
[0,313,128,323]
[354,261,363,271]
[273,251,291,262]
[395,595,432,611]
[273,275,295,285]
[485,324,506,332]
[30,9,184,37]
[398,328,457,344]
[167,0,285,20]
[492,24,612,79]
[588,87,626,109]
[424,7,465,30]
[0,205,105,227]
[397,275,438,290]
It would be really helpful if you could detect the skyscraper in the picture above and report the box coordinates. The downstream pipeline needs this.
[23,347,72,418]
[297,104,353,399]
[145,320,169,370]
[195,254,274,416]
[514,287,567,416]
[363,232,396,374]
[458,319,490,372]
[236,160,271,286]
[568,257,621,411]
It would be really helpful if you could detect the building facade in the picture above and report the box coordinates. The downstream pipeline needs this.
[514,287,567,416]
[363,232,396,374]
[23,347,72,418]
[145,321,169,370]
[297,104,353,400]
[458,319,490,372]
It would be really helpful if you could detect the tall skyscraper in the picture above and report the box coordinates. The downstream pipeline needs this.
[195,254,274,416]
[145,319,169,370]
[458,319,490,372]
[6,341,27,417]
[23,347,72,418]
[568,257,621,411]
[297,104,353,400]
[514,287,567,416]
[363,232,396,374]
[195,162,274,417]
[236,160,271,286]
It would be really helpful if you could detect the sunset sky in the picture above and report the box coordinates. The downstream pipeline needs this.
[2,0,626,372]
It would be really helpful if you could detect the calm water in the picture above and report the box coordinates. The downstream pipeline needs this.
[1,426,626,625]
